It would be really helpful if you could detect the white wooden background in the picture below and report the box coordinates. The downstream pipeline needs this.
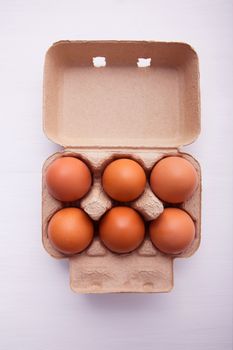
[0,1,232,349]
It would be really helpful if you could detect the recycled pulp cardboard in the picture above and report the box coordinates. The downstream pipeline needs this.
[42,41,201,293]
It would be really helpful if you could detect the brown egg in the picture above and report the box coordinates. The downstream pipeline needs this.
[45,156,92,202]
[150,156,198,203]
[149,208,195,254]
[48,208,94,254]
[99,206,145,254]
[102,158,146,202]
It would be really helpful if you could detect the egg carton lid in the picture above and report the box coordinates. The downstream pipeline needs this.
[43,40,200,149]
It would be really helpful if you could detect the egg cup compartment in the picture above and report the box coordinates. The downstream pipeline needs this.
[42,149,201,293]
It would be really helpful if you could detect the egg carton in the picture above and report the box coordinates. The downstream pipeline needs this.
[42,149,201,293]
[42,40,201,293]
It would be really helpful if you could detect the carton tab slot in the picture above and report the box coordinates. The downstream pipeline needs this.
[93,56,106,67]
[137,58,151,67]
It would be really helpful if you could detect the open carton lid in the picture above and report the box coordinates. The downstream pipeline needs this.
[43,41,200,149]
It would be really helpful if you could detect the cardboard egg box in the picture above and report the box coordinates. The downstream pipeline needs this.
[42,41,201,293]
